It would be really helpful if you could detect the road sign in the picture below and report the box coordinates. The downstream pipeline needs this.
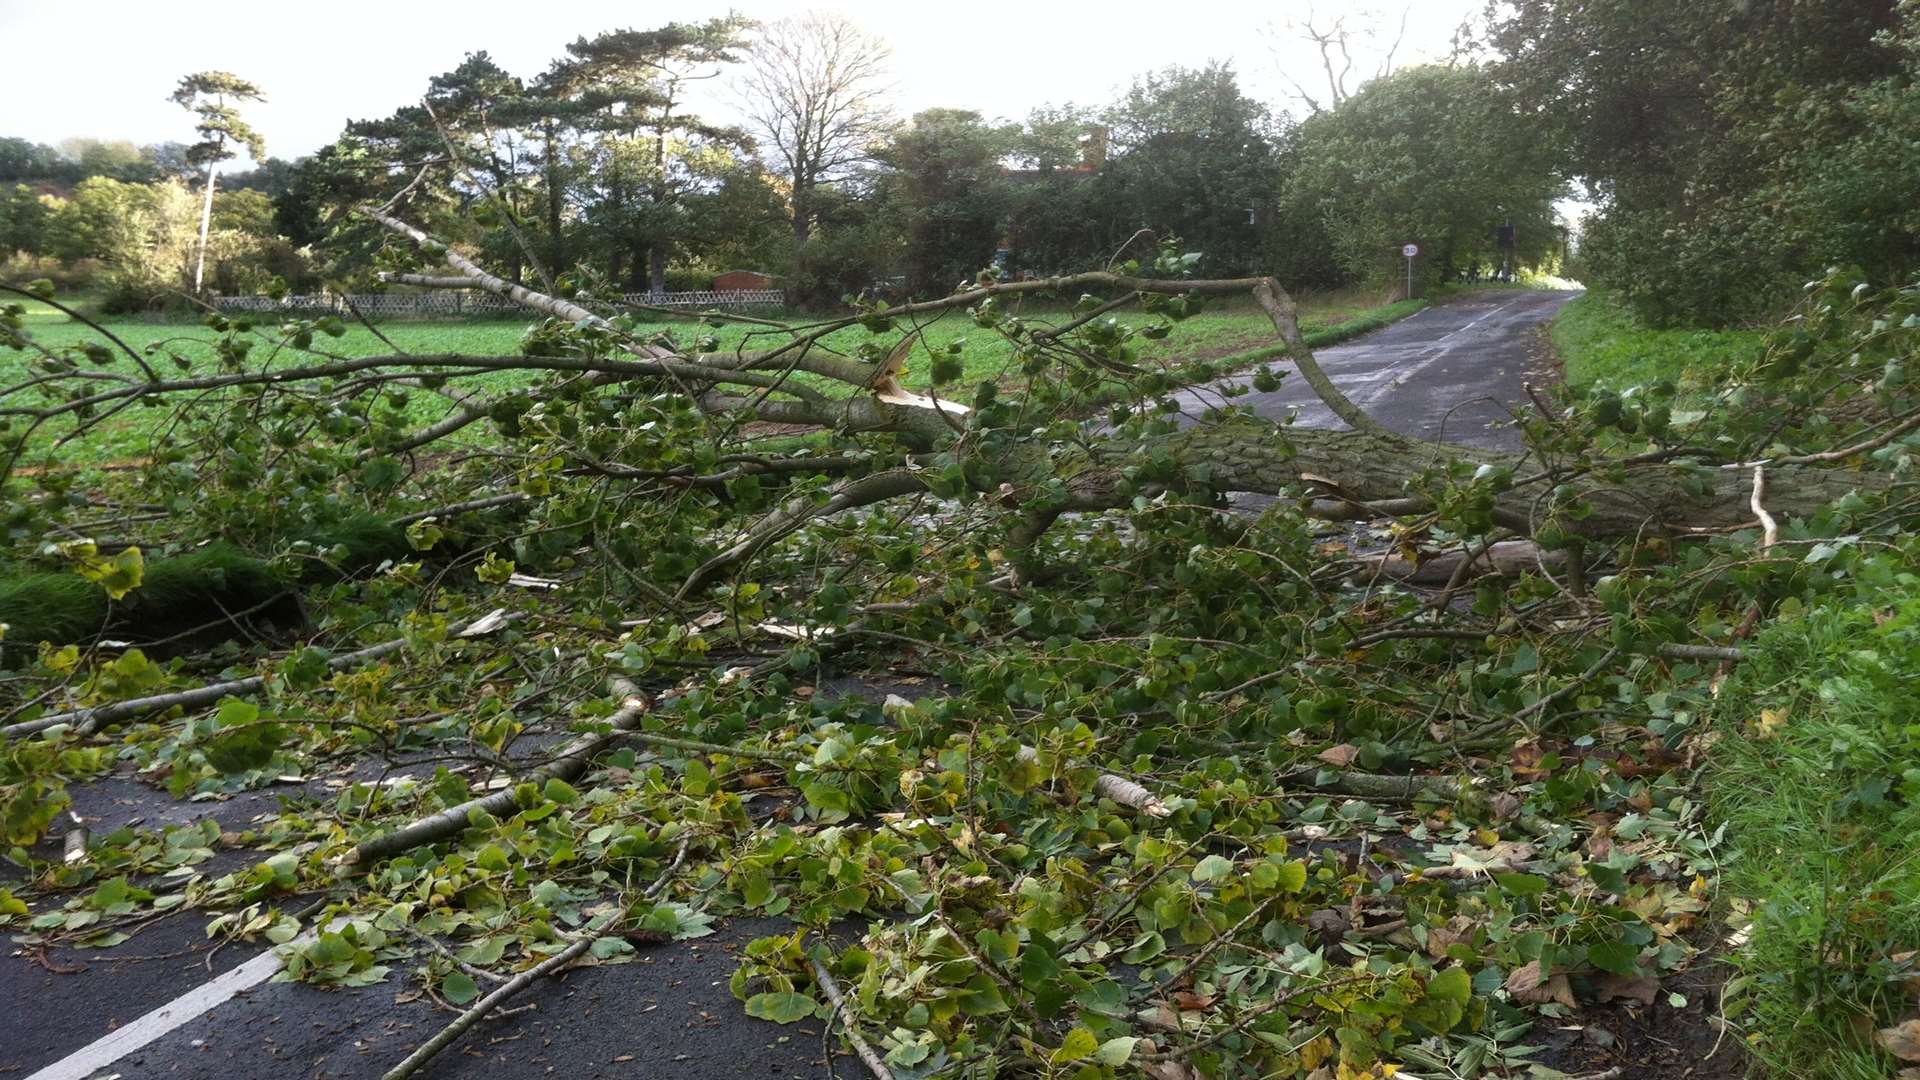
[1402,243,1419,258]
[1402,244,1419,298]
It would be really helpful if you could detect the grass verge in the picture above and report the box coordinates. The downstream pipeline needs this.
[1204,297,1429,370]
[1552,291,1766,392]
[1710,569,1920,1078]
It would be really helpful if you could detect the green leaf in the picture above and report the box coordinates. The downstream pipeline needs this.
[1427,965,1471,1005]
[1096,1036,1140,1066]
[1273,859,1308,893]
[442,971,479,1005]
[1191,854,1235,882]
[744,991,816,1024]
[1588,939,1642,976]
[1495,872,1550,897]
[79,546,145,600]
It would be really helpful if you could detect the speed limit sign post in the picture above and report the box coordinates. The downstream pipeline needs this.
[1402,243,1419,299]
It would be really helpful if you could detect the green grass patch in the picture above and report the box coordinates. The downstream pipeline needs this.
[1552,291,1766,392]
[1710,571,1920,1078]
[1207,297,1430,370]
[4,289,1417,466]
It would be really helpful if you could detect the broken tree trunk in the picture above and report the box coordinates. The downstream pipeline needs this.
[337,684,652,868]
[1046,418,1883,540]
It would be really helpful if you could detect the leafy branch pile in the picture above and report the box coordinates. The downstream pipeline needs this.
[1,223,1916,1079]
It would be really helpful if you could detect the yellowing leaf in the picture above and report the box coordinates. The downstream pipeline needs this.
[1052,1026,1098,1064]
[77,546,145,600]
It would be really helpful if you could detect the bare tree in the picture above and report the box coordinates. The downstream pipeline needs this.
[1266,3,1410,114]
[738,12,892,249]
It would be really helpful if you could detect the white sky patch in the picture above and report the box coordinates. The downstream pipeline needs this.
[1,0,1484,167]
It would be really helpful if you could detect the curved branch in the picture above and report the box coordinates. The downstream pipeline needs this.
[676,468,930,600]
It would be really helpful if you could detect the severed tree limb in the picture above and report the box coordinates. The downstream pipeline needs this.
[1658,642,1746,662]
[614,730,800,764]
[675,468,931,601]
[810,956,896,1080]
[362,209,601,326]
[379,273,481,290]
[1711,464,1779,694]
[380,841,690,1080]
[337,682,653,869]
[2,611,512,740]
[1015,746,1173,817]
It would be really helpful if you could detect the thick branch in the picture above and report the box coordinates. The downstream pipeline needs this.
[676,468,930,600]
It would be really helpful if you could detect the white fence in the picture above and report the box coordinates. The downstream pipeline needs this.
[214,288,785,318]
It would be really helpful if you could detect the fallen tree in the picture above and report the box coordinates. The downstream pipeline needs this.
[4,209,1916,1080]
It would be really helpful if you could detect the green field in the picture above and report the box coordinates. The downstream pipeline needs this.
[4,288,1418,465]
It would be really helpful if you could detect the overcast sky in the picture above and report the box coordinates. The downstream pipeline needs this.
[0,1,1485,166]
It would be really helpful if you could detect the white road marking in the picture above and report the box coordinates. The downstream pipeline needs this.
[24,932,311,1080]
[1357,296,1531,406]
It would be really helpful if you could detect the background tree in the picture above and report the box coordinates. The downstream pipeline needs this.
[1288,64,1564,290]
[0,184,52,259]
[171,71,266,294]
[740,11,892,301]
[558,17,755,292]
[873,109,1015,295]
[1097,63,1284,278]
[1490,0,1911,325]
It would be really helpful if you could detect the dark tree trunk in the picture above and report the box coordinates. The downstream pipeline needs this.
[544,121,565,274]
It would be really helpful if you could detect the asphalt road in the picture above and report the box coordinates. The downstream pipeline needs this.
[2,294,1577,1080]
[1173,287,1580,451]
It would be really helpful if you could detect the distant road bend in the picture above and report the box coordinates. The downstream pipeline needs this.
[1175,287,1581,452]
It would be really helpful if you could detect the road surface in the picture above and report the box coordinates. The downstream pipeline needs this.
[1174,287,1579,451]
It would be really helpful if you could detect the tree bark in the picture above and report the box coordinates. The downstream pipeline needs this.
[1045,418,1877,540]
[192,156,218,294]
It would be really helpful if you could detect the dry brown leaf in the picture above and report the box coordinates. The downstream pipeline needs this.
[1592,972,1661,1006]
[1170,990,1216,1011]
[1509,965,1576,1008]
[1504,960,1545,996]
[1318,743,1360,767]
[1426,914,1479,959]
[1879,1019,1920,1062]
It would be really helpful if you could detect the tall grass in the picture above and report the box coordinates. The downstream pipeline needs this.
[1710,582,1920,1078]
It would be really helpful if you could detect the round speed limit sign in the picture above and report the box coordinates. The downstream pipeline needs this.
[1402,243,1419,258]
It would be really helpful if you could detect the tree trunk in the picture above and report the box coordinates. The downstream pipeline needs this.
[192,156,218,295]
[1045,418,1877,540]
[649,243,668,299]
[543,121,565,273]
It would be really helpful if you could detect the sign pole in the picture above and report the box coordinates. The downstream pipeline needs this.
[1401,243,1419,299]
